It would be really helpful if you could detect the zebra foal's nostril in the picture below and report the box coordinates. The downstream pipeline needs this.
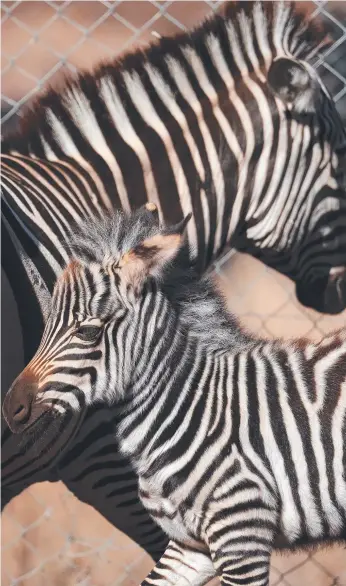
[13,402,31,423]
[2,375,38,432]
[9,389,34,425]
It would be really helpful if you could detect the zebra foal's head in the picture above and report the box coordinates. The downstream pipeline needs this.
[2,204,190,433]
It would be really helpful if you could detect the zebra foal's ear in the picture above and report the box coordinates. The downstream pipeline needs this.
[138,202,160,227]
[119,213,191,293]
[267,57,320,114]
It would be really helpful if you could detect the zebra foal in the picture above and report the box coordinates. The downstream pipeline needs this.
[3,205,345,586]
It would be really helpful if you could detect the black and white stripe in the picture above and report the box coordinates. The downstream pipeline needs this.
[2,0,346,562]
[3,207,345,585]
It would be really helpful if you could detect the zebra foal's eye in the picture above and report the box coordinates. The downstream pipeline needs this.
[75,324,102,342]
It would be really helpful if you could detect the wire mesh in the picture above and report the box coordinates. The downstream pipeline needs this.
[1,2,346,585]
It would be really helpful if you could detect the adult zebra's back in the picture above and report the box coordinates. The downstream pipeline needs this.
[2,0,346,561]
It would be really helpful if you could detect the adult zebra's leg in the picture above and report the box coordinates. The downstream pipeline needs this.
[140,541,215,586]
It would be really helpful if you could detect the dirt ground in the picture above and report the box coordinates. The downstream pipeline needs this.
[2,2,346,585]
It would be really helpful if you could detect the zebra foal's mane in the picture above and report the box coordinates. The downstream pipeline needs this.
[68,210,251,353]
[2,1,329,153]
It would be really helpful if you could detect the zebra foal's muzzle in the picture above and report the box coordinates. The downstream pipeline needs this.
[2,369,49,433]
[296,266,346,315]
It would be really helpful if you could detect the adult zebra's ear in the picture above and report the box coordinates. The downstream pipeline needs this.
[267,57,320,114]
[119,213,191,293]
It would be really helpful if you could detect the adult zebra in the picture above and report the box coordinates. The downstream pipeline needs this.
[2,0,346,561]
[3,206,345,586]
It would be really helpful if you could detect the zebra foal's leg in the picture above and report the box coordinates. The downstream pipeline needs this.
[206,506,277,586]
[211,549,272,586]
[140,541,215,586]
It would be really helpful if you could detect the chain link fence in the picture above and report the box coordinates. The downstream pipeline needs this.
[1,1,346,585]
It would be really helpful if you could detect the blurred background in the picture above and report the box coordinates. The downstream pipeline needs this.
[1,2,346,585]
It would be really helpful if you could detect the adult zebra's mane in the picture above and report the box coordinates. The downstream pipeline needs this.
[3,1,328,155]
[69,209,251,353]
